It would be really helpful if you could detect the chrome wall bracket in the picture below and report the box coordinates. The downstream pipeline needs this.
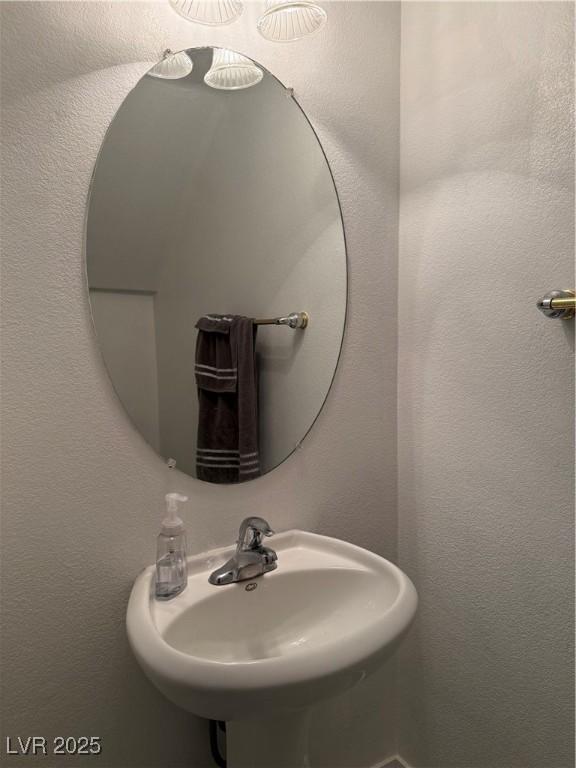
[254,311,309,328]
[536,289,575,320]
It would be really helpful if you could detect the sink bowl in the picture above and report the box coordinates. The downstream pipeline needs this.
[127,530,417,722]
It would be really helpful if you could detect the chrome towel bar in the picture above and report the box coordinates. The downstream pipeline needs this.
[537,289,575,320]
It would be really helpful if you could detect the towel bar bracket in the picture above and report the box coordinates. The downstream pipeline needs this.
[254,311,309,329]
[536,289,575,320]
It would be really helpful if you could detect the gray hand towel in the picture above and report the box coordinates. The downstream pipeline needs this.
[195,315,260,483]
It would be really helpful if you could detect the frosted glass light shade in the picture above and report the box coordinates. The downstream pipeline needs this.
[147,51,193,80]
[204,49,263,91]
[257,0,326,42]
[169,0,243,25]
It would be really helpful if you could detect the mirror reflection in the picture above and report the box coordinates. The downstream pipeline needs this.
[86,48,347,483]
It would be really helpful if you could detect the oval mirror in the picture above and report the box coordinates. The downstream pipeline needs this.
[86,47,347,483]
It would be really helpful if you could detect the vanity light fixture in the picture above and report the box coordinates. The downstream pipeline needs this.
[147,49,194,79]
[204,48,264,90]
[257,0,327,41]
[169,0,243,25]
[166,0,327,41]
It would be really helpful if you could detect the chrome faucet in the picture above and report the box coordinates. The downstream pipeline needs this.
[208,517,277,586]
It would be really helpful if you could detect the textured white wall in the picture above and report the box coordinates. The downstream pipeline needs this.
[7,4,570,767]
[1,2,400,767]
[398,3,575,767]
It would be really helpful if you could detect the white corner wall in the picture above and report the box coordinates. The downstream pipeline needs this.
[3,3,574,767]
[1,2,400,767]
[398,3,575,767]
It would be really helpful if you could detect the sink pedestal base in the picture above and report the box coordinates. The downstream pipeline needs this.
[227,710,312,768]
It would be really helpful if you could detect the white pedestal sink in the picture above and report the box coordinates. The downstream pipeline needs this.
[127,530,417,766]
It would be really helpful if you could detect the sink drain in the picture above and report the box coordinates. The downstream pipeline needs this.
[245,582,258,592]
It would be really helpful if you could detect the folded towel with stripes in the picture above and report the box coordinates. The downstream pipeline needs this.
[195,314,260,484]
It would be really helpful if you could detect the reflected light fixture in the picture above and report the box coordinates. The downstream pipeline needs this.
[204,49,264,90]
[147,49,193,80]
[257,0,327,42]
[169,0,243,25]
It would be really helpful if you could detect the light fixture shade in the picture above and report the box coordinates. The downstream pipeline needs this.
[204,49,264,91]
[147,51,193,80]
[169,0,243,25]
[257,0,326,42]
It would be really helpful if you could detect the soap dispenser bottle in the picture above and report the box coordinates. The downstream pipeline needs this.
[155,493,188,600]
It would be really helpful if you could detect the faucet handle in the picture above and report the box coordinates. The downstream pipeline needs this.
[237,516,274,551]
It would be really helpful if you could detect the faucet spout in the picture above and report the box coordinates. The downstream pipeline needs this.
[237,516,274,552]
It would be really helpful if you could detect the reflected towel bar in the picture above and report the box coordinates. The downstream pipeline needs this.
[254,312,309,329]
[536,290,575,320]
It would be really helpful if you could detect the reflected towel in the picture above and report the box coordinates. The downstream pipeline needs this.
[195,315,260,483]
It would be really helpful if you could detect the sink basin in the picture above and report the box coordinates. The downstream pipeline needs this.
[127,529,417,722]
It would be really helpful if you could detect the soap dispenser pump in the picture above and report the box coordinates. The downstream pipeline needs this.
[155,493,188,600]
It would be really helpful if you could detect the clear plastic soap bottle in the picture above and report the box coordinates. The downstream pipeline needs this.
[155,493,188,600]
